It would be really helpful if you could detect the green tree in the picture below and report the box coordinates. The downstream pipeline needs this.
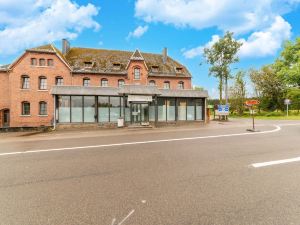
[203,31,242,104]
[229,71,246,115]
[249,66,285,111]
[193,86,204,91]
[286,88,300,112]
[274,38,300,87]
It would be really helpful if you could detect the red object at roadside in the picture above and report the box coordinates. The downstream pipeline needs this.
[245,100,260,106]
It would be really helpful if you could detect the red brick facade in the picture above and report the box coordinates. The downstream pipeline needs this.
[0,46,193,128]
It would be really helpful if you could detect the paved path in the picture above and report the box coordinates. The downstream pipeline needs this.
[0,119,300,225]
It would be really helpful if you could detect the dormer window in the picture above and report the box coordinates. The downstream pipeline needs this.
[151,66,159,73]
[84,62,93,68]
[134,67,141,80]
[113,63,121,70]
[176,67,183,73]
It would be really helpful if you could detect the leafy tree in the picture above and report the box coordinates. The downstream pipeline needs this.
[249,66,285,111]
[203,31,242,104]
[229,71,246,115]
[286,88,300,112]
[274,38,300,87]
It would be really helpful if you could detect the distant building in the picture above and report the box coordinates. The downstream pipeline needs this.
[0,39,208,128]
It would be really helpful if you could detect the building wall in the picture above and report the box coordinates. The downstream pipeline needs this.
[1,51,194,128]
[0,71,10,127]
[147,76,192,89]
[8,51,71,127]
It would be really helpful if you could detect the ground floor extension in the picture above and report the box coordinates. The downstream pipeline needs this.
[52,85,208,127]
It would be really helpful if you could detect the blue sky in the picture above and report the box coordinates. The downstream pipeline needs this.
[1,0,300,97]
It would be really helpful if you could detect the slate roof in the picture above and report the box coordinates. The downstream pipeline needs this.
[51,86,119,96]
[118,85,161,95]
[24,44,192,77]
[65,47,191,77]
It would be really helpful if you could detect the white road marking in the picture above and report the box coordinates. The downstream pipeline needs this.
[252,157,300,168]
[111,218,116,225]
[118,209,135,225]
[0,125,281,157]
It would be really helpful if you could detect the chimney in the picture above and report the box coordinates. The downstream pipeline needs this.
[162,47,168,64]
[62,39,70,55]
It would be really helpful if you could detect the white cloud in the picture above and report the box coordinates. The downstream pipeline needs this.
[135,0,298,34]
[127,25,149,40]
[0,0,100,55]
[183,16,291,59]
[183,35,219,59]
[238,16,291,58]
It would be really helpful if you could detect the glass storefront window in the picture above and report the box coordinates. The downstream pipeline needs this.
[149,101,155,122]
[110,97,120,122]
[158,98,166,121]
[166,98,175,121]
[58,96,70,123]
[71,96,83,122]
[98,96,109,122]
[124,98,131,122]
[196,99,203,120]
[178,99,187,121]
[84,96,96,122]
[187,99,195,121]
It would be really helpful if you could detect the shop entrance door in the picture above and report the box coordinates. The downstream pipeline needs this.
[131,103,149,124]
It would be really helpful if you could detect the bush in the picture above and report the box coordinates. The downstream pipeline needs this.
[264,111,285,117]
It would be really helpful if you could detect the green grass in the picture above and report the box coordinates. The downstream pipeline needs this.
[229,110,300,120]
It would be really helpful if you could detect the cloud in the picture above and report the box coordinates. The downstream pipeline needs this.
[183,16,291,59]
[0,0,100,55]
[127,25,149,40]
[183,35,219,59]
[238,16,291,58]
[135,0,299,34]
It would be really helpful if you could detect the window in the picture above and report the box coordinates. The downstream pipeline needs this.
[196,99,203,120]
[22,102,30,115]
[55,77,64,86]
[110,97,121,122]
[84,96,96,122]
[118,79,125,87]
[39,76,47,90]
[178,81,184,89]
[84,62,93,68]
[39,58,46,66]
[149,80,156,86]
[58,96,70,123]
[187,99,195,121]
[163,81,170,89]
[83,78,90,87]
[47,59,54,67]
[98,96,109,122]
[39,101,47,115]
[178,99,187,120]
[176,67,183,73]
[71,96,83,122]
[21,75,30,89]
[134,68,141,80]
[31,58,37,66]
[151,66,159,72]
[101,78,108,87]
[113,63,121,70]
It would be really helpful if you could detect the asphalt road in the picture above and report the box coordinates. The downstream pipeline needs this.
[0,119,300,225]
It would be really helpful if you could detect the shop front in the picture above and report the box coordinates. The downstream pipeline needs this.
[51,85,208,127]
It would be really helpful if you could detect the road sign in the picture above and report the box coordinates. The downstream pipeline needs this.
[284,99,291,105]
[245,100,260,106]
[284,99,291,117]
[215,104,230,116]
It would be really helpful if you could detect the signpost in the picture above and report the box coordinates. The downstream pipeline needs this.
[215,104,230,120]
[245,100,260,132]
[284,99,291,117]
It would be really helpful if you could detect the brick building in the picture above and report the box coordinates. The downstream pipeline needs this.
[0,40,208,129]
